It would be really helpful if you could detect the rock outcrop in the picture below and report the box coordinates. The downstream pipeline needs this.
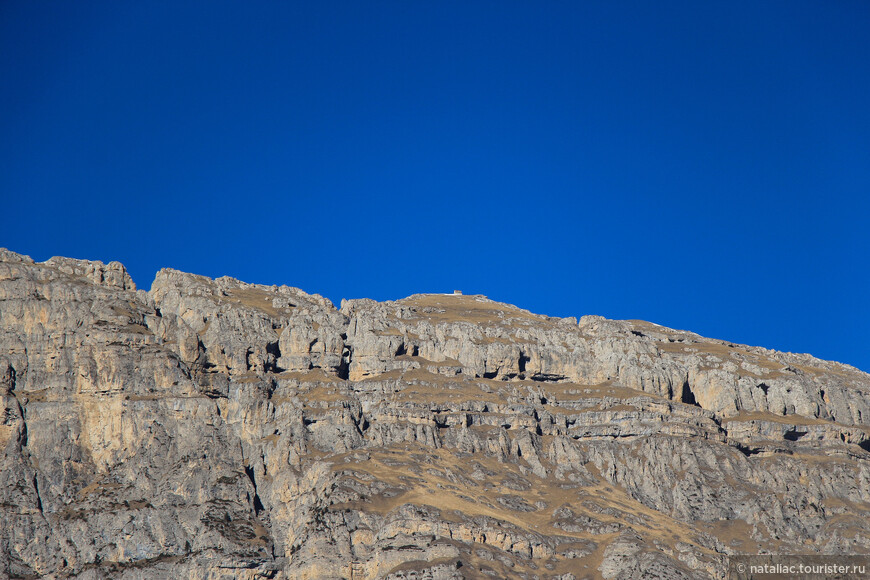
[1,248,868,579]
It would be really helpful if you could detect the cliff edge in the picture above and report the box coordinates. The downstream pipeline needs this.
[1,249,868,579]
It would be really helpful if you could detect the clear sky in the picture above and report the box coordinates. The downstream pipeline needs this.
[2,1,868,371]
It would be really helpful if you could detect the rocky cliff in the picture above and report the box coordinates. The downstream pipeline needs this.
[1,249,868,579]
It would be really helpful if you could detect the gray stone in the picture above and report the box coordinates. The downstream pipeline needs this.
[1,248,868,579]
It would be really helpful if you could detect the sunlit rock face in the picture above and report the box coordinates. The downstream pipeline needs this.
[1,247,869,579]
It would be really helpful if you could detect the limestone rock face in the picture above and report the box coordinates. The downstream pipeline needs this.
[1,249,869,579]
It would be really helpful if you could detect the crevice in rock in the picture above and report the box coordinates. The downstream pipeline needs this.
[244,466,264,516]
[680,381,699,407]
[859,440,870,453]
[734,443,762,457]
[337,345,351,380]
[529,373,566,383]
[518,352,530,373]
[265,341,283,373]
[757,383,770,395]
[352,413,370,436]
[4,363,16,392]
[783,429,807,442]
[33,474,44,514]
[15,398,27,447]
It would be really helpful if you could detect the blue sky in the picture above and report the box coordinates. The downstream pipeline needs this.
[2,1,868,371]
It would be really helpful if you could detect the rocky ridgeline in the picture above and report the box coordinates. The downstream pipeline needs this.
[1,248,868,579]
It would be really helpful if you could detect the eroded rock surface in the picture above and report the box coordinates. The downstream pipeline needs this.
[1,248,868,579]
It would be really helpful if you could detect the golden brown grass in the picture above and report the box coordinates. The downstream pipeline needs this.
[397,294,556,327]
[224,287,290,319]
[327,440,732,574]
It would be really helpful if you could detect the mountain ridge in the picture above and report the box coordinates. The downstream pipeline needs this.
[1,248,868,579]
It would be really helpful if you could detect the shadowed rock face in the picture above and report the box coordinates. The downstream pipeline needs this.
[1,248,869,579]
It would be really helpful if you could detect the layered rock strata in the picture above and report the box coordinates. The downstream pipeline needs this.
[1,249,868,579]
